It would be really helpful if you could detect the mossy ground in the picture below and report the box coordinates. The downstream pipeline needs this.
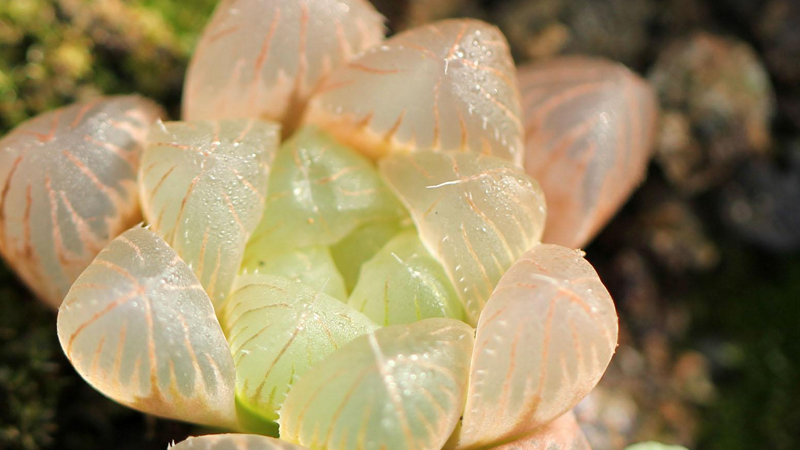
[1,1,799,449]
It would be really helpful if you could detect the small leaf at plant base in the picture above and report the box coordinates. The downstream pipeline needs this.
[0,96,162,308]
[330,219,406,292]
[248,126,407,252]
[519,56,658,249]
[222,274,377,422]
[140,119,278,309]
[57,226,237,428]
[241,245,348,301]
[380,151,546,325]
[279,318,474,450]
[305,19,524,165]
[485,412,590,450]
[348,230,465,325]
[458,244,618,448]
[624,443,689,450]
[183,0,384,132]
[171,433,312,450]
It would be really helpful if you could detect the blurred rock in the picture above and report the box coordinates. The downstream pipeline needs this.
[721,145,800,252]
[490,0,656,66]
[649,33,775,193]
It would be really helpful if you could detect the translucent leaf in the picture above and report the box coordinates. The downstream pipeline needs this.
[348,230,465,325]
[183,0,384,132]
[486,412,590,450]
[305,19,524,165]
[624,443,689,450]
[0,96,162,308]
[171,434,311,450]
[459,244,618,448]
[380,151,546,324]
[222,274,377,422]
[519,56,658,248]
[280,318,474,450]
[241,245,347,301]
[140,119,279,309]
[330,219,406,292]
[56,226,237,428]
[248,126,407,252]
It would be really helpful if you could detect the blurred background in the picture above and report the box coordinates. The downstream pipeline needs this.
[1,0,798,449]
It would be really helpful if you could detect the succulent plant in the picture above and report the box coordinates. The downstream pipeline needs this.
[0,0,659,448]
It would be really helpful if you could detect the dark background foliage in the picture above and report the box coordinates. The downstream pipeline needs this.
[1,1,798,449]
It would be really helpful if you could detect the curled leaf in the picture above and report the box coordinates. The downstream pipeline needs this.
[459,244,617,448]
[184,0,384,131]
[140,119,279,309]
[380,151,545,324]
[305,19,523,164]
[519,56,658,248]
[222,274,377,422]
[56,226,237,428]
[279,318,474,450]
[171,434,311,450]
[0,96,161,307]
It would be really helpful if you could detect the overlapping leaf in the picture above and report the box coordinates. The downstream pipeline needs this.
[459,244,617,448]
[184,0,384,131]
[57,226,237,428]
[171,434,311,450]
[222,274,377,422]
[348,230,464,325]
[305,19,524,164]
[248,126,406,252]
[519,56,658,248]
[140,119,278,308]
[486,412,590,450]
[380,151,546,324]
[279,318,474,450]
[0,96,161,307]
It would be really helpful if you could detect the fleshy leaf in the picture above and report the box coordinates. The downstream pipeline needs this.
[241,245,347,301]
[0,96,161,308]
[56,226,237,428]
[519,56,658,248]
[248,126,407,251]
[171,434,311,450]
[222,274,377,422]
[486,412,591,450]
[330,219,406,292]
[280,318,474,450]
[458,244,618,448]
[380,151,546,324]
[348,230,465,325]
[139,119,278,308]
[183,0,384,132]
[305,19,524,164]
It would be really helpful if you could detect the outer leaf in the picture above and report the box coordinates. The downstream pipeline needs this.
[380,151,546,325]
[330,219,406,292]
[279,318,474,450]
[171,434,311,450]
[222,274,377,422]
[56,226,237,428]
[241,245,347,301]
[140,119,278,308]
[519,56,658,248]
[0,96,161,308]
[348,230,465,325]
[458,244,617,448]
[183,0,384,131]
[248,126,406,252]
[487,412,591,450]
[305,19,524,164]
